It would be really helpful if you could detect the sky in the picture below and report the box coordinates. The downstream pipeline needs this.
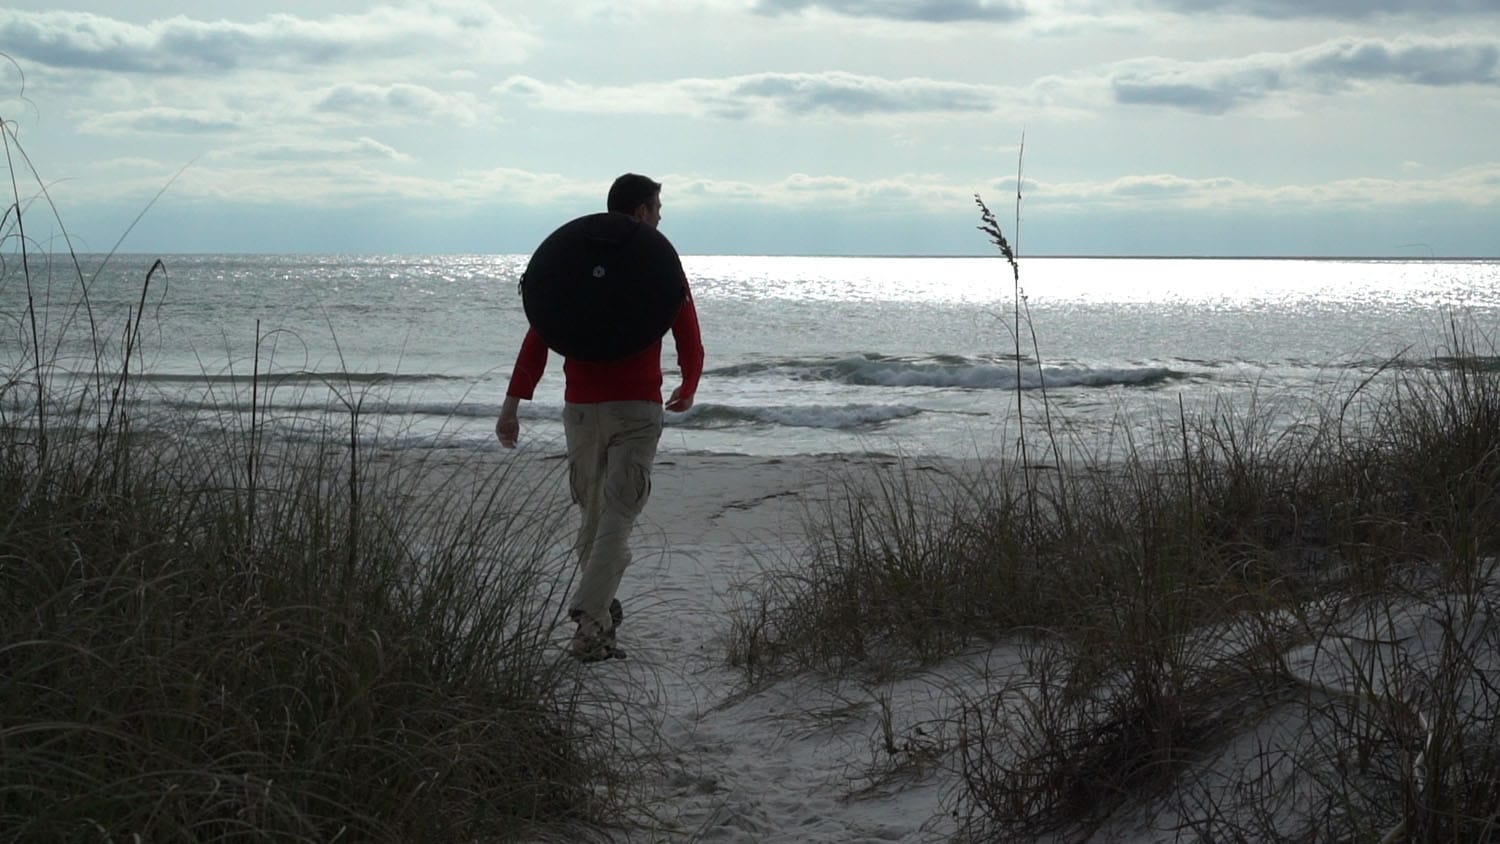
[0,0,1496,257]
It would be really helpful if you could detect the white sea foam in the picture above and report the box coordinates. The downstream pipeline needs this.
[673,402,924,429]
[711,355,1183,390]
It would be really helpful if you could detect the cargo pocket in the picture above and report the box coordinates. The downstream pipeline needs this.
[603,455,651,518]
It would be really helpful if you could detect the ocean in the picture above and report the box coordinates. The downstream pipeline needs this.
[5,253,1499,460]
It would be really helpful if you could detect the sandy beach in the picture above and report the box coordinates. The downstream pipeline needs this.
[395,445,1495,844]
[398,448,964,841]
[563,451,964,842]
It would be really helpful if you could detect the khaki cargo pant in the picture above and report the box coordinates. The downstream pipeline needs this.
[563,401,663,632]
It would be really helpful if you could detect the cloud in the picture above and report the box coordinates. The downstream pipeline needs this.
[497,71,1003,119]
[1301,38,1500,86]
[652,166,1500,214]
[0,2,533,75]
[1111,36,1500,113]
[1031,165,1500,210]
[732,73,996,114]
[1111,68,1279,114]
[1154,0,1495,20]
[82,106,245,135]
[752,0,1027,22]
[665,172,973,210]
[1107,174,1244,198]
[165,163,599,208]
[70,79,484,145]
[230,138,413,163]
[315,83,479,125]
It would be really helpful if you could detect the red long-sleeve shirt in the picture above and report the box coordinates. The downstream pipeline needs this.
[505,286,704,405]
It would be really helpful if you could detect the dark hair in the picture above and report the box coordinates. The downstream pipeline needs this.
[607,173,662,215]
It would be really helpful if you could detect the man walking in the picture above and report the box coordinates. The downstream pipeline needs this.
[497,173,704,661]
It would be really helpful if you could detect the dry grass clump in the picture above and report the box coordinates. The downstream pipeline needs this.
[724,395,1329,682]
[0,337,633,840]
[726,461,1046,682]
[1345,334,1500,574]
[0,123,638,840]
[0,430,618,842]
[1168,574,1500,843]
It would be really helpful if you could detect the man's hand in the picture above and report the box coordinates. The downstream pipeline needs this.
[496,396,521,448]
[665,386,694,413]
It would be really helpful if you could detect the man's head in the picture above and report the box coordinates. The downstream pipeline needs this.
[608,173,663,228]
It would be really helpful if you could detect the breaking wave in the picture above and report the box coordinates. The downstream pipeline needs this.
[671,402,926,430]
[707,354,1183,390]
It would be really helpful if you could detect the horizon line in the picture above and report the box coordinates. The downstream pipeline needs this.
[77,251,1500,261]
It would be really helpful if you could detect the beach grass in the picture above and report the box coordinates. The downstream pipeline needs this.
[0,140,642,841]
